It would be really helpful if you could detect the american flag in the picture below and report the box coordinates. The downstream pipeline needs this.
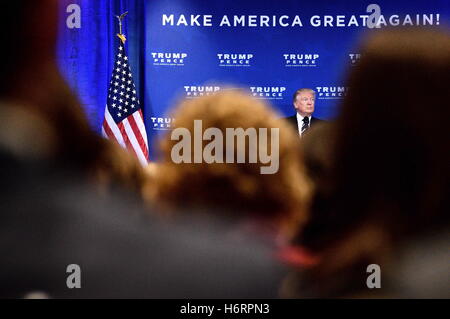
[102,42,149,165]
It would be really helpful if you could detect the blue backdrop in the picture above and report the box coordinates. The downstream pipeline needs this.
[57,0,450,159]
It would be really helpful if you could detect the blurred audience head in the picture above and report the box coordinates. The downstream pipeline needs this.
[0,1,147,197]
[0,3,287,299]
[147,90,311,237]
[0,1,95,166]
[287,27,450,297]
[299,122,334,185]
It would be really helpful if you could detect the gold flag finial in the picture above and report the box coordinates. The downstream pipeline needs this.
[117,33,127,43]
[115,12,129,44]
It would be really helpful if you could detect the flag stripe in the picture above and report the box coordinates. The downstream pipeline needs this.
[123,117,148,165]
[128,112,149,159]
[103,107,126,148]
[101,126,107,138]
[102,121,111,139]
[117,121,134,153]
[135,110,148,145]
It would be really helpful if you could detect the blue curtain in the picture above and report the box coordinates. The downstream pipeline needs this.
[57,0,450,144]
[57,0,146,132]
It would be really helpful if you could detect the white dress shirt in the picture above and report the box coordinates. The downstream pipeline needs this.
[296,113,312,137]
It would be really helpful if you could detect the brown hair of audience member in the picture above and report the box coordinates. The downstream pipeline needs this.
[1,1,97,168]
[0,1,147,196]
[93,140,149,196]
[295,27,450,276]
[299,123,334,186]
[146,91,311,237]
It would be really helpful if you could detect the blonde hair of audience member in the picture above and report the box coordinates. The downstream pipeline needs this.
[146,91,311,240]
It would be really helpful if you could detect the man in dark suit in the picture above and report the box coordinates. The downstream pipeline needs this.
[285,88,324,137]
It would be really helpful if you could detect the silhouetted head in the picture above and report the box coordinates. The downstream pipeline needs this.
[299,27,450,253]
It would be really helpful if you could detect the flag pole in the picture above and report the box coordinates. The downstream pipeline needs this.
[103,11,150,164]
[115,12,129,44]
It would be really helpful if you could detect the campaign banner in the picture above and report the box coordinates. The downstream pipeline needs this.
[57,0,450,158]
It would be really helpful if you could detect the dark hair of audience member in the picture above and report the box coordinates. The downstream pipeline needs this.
[0,1,147,197]
[292,27,450,273]
[280,27,450,298]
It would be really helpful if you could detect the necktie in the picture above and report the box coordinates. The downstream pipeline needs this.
[301,117,310,135]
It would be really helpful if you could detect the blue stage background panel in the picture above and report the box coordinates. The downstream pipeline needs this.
[57,0,450,159]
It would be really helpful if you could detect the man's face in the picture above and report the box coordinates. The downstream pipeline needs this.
[294,92,315,117]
